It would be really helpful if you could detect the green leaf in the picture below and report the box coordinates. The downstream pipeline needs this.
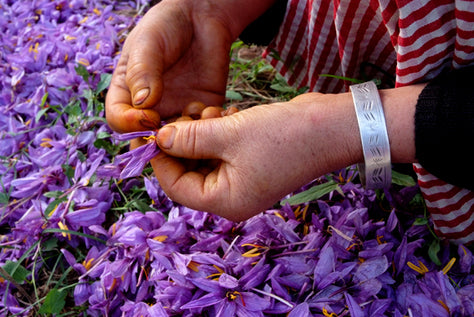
[0,192,9,205]
[96,131,111,140]
[270,83,296,93]
[43,190,64,199]
[44,196,68,217]
[94,138,122,155]
[413,217,429,226]
[225,90,243,101]
[38,288,67,314]
[40,92,49,107]
[281,180,341,206]
[428,240,442,266]
[42,228,107,244]
[75,64,89,82]
[391,170,416,187]
[319,74,363,83]
[65,102,82,117]
[2,260,31,283]
[42,238,59,252]
[132,200,156,212]
[96,73,112,93]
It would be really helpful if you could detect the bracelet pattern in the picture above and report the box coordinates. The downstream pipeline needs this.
[350,81,391,189]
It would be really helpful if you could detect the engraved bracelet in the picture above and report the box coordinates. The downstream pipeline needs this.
[350,81,391,189]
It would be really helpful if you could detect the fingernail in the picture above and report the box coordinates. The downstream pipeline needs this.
[133,88,150,106]
[157,126,176,149]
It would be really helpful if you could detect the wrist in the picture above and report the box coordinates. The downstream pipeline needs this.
[291,92,363,179]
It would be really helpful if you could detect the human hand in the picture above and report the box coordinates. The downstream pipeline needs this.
[105,0,238,133]
[150,93,363,221]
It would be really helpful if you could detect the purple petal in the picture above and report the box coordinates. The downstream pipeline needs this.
[354,256,389,283]
[344,293,364,317]
[288,302,310,317]
[180,292,223,309]
[218,273,239,289]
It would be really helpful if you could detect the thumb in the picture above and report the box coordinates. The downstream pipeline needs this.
[156,119,229,159]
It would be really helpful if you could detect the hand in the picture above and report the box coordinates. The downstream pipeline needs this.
[105,0,237,133]
[150,93,363,221]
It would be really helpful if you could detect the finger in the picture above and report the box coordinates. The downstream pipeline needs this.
[182,101,207,119]
[122,8,167,109]
[156,119,233,160]
[201,106,224,119]
[105,100,161,133]
[105,56,161,133]
[222,106,239,116]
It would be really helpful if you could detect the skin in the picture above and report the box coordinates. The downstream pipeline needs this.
[106,0,426,222]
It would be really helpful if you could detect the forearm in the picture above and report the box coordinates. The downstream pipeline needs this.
[295,84,426,181]
[194,0,278,40]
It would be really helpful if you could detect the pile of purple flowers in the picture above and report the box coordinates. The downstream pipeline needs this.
[0,0,472,316]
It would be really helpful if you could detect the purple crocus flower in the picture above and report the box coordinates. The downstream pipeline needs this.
[100,130,160,179]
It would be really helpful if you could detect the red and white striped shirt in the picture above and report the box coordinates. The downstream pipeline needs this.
[264,0,474,244]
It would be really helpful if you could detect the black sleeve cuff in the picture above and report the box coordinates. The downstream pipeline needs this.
[415,65,474,190]
[239,0,288,46]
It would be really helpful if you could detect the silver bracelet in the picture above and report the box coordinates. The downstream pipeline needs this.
[350,81,391,189]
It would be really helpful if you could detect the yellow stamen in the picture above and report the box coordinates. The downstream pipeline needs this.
[294,206,301,218]
[241,243,264,248]
[323,307,337,317]
[29,42,39,58]
[461,245,467,256]
[40,137,52,148]
[141,265,149,280]
[241,247,261,257]
[303,224,309,235]
[212,265,224,273]
[48,204,59,218]
[109,278,118,292]
[206,272,222,280]
[346,243,358,251]
[153,235,167,242]
[442,257,456,275]
[57,221,71,240]
[111,223,117,236]
[338,171,345,183]
[95,42,101,50]
[437,299,450,314]
[187,261,200,272]
[78,58,90,66]
[143,135,156,142]
[274,212,286,221]
[418,261,429,273]
[93,8,101,16]
[79,16,88,24]
[226,291,245,306]
[82,258,94,271]
[376,235,385,244]
[65,35,77,41]
[407,260,429,275]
